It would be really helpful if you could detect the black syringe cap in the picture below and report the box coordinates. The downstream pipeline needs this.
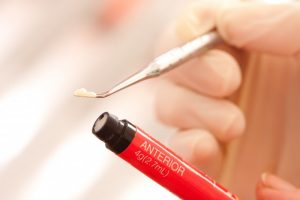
[92,112,122,143]
[92,112,135,154]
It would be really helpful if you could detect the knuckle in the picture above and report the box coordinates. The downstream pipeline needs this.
[207,50,241,97]
[224,106,245,141]
[194,131,219,161]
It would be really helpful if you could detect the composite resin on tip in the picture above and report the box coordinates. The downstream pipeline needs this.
[73,88,97,98]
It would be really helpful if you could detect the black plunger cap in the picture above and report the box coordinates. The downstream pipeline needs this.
[92,112,136,154]
[92,112,123,143]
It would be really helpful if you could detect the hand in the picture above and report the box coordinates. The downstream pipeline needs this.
[155,1,300,199]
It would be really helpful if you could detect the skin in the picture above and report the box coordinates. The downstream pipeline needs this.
[155,1,300,199]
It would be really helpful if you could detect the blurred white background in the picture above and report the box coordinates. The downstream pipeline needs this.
[0,0,190,199]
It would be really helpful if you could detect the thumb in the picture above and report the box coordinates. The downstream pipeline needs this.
[256,173,300,200]
[217,2,300,57]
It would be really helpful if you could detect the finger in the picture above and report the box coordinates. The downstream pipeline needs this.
[154,22,181,56]
[176,1,217,41]
[169,129,222,177]
[155,81,245,142]
[256,173,300,200]
[168,49,241,98]
[217,2,300,57]
[154,2,212,56]
[256,187,300,200]
[260,173,296,191]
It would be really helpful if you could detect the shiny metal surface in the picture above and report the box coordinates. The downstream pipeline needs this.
[94,31,223,98]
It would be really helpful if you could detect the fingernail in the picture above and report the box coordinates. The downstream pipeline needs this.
[176,2,215,41]
[261,172,268,185]
[260,173,296,191]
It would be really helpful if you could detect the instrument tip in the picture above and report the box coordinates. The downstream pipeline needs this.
[73,88,97,98]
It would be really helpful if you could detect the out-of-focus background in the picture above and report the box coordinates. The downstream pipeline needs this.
[0,0,190,199]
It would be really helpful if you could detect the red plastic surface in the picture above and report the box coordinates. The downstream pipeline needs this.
[119,127,239,200]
